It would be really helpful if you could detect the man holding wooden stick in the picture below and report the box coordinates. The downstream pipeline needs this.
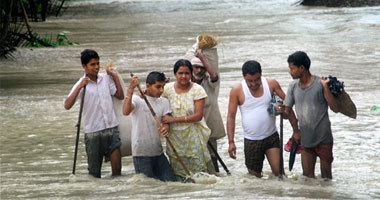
[122,72,176,182]
[64,49,124,178]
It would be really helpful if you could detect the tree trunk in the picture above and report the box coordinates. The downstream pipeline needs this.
[28,0,39,22]
[40,0,48,21]
[1,0,13,43]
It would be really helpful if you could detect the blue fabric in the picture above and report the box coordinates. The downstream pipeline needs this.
[133,154,176,182]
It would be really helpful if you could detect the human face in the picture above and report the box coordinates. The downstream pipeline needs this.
[193,65,206,80]
[243,73,262,91]
[288,62,302,79]
[146,81,165,97]
[175,66,191,86]
[83,58,100,78]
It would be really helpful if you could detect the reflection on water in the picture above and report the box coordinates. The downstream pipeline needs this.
[1,0,380,199]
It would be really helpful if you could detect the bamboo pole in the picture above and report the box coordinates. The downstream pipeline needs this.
[130,73,191,176]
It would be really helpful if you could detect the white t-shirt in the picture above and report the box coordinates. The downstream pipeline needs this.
[130,95,172,157]
[68,73,119,133]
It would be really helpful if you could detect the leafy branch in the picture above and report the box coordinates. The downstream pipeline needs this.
[30,31,79,47]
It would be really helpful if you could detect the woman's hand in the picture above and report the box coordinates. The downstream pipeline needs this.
[162,115,175,124]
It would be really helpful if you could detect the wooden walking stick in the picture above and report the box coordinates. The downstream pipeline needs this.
[207,141,231,175]
[72,82,86,175]
[130,73,191,176]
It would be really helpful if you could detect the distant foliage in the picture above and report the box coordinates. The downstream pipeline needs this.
[30,31,79,47]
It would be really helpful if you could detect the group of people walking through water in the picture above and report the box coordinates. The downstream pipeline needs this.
[64,40,340,182]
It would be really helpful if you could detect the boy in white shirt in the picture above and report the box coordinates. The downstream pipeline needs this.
[64,49,124,178]
[123,72,175,182]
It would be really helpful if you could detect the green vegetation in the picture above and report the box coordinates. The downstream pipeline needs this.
[30,31,79,47]
[370,106,380,111]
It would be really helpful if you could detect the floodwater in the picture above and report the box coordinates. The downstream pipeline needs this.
[1,0,380,199]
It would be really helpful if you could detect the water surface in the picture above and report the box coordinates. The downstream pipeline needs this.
[1,0,380,199]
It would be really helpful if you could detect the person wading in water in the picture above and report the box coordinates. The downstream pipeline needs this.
[190,49,226,173]
[64,49,123,178]
[278,51,339,179]
[123,71,176,182]
[227,60,298,178]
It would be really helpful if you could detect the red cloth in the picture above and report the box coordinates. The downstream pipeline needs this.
[284,138,301,154]
[303,143,334,163]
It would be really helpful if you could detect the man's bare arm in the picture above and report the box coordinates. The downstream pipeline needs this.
[107,69,124,100]
[271,79,301,143]
[64,77,88,110]
[196,49,218,82]
[227,85,240,159]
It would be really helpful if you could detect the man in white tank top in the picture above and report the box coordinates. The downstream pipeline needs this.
[227,60,298,178]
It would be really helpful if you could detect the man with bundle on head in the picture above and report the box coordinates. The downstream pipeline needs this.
[190,49,225,172]
[227,60,298,178]
[187,33,226,173]
[123,72,176,182]
[64,49,124,178]
[278,51,340,179]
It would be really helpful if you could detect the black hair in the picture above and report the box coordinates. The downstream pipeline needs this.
[173,59,193,75]
[146,71,166,85]
[81,49,99,65]
[287,51,311,70]
[242,60,262,76]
